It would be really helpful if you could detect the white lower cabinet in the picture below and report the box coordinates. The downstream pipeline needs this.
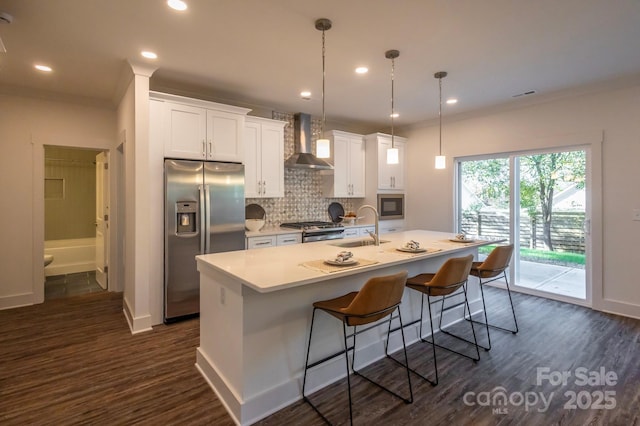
[343,228,360,238]
[277,233,302,245]
[247,232,301,249]
[247,235,277,249]
[380,220,405,234]
[359,226,376,237]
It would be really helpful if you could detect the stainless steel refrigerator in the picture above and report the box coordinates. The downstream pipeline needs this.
[164,159,245,323]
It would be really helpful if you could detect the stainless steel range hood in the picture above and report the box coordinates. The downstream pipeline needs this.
[285,113,333,170]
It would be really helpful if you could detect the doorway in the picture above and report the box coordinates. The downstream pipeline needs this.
[456,147,590,305]
[43,146,110,299]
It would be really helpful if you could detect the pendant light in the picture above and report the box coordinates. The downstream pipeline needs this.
[386,50,400,165]
[315,18,331,159]
[434,71,447,169]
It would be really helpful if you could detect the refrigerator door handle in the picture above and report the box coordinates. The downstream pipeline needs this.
[199,184,206,254]
[204,184,211,253]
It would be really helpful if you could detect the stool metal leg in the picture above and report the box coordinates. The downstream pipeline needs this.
[353,308,413,403]
[429,285,481,362]
[343,322,354,426]
[386,295,438,386]
[302,308,334,425]
[465,271,519,344]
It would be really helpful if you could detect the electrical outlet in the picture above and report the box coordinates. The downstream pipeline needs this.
[220,287,226,305]
[634,209,640,221]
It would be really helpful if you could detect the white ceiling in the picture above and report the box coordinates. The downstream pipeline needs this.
[1,0,639,129]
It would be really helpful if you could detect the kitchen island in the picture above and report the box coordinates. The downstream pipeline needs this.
[195,230,497,425]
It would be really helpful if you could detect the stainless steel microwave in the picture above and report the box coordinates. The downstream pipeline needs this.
[377,193,404,220]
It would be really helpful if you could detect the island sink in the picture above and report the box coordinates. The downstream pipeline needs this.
[330,239,391,248]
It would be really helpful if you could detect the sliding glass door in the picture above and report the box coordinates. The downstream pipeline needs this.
[457,148,588,304]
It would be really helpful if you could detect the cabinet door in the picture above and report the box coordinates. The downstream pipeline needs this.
[164,103,207,160]
[332,135,350,197]
[343,228,359,238]
[277,233,302,245]
[377,137,393,189]
[377,137,405,190]
[206,109,244,162]
[244,121,261,197]
[390,140,405,190]
[348,137,366,197]
[247,236,277,249]
[359,226,376,237]
[259,124,284,197]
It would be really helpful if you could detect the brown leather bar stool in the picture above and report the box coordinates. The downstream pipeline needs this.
[302,271,413,425]
[465,244,518,351]
[403,254,479,386]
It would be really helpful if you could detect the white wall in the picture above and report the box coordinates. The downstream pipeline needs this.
[405,83,640,318]
[0,92,116,309]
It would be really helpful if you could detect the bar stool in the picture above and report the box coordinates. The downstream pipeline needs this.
[465,244,518,351]
[402,254,479,386]
[302,271,413,425]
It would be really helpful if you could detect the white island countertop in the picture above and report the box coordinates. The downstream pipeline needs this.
[196,230,496,293]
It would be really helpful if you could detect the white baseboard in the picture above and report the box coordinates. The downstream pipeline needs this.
[0,292,34,310]
[599,298,640,320]
[123,296,153,334]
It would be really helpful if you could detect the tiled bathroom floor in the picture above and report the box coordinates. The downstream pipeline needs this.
[45,271,105,300]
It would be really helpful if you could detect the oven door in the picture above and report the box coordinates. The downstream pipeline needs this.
[303,230,345,243]
[377,194,404,220]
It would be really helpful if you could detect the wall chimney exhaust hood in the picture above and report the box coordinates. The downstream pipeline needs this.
[285,113,333,170]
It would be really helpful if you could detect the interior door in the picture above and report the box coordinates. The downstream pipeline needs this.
[95,151,109,290]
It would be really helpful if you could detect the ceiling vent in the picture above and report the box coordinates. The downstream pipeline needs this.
[512,90,536,98]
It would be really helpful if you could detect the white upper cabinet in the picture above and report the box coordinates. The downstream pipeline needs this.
[321,130,365,198]
[151,91,250,162]
[205,109,245,162]
[366,133,406,191]
[163,102,208,159]
[244,116,286,198]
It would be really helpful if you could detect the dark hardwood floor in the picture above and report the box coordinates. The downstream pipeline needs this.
[1,288,638,425]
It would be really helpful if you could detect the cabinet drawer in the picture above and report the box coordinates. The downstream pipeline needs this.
[277,233,302,246]
[247,236,277,249]
[359,226,376,236]
[343,228,360,238]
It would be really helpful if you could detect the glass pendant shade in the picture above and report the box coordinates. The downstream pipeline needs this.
[435,155,446,169]
[387,147,399,164]
[316,138,331,158]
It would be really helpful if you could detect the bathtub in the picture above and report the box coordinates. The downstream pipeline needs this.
[44,237,96,277]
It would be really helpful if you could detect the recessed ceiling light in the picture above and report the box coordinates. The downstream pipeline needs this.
[446,98,458,105]
[34,64,52,72]
[167,0,187,11]
[300,91,311,99]
[355,67,368,74]
[141,51,158,59]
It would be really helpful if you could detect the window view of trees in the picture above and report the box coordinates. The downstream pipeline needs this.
[460,150,586,254]
[519,151,586,251]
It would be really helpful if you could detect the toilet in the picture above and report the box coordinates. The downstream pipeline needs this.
[44,254,54,267]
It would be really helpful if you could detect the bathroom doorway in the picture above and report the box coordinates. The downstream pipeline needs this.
[43,146,110,299]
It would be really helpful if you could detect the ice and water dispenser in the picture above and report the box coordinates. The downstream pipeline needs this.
[176,201,197,235]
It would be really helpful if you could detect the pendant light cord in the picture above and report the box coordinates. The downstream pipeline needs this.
[391,56,395,149]
[438,75,442,156]
[321,27,326,140]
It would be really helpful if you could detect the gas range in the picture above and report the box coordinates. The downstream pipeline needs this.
[280,221,344,243]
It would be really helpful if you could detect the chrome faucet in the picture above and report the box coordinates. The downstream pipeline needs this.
[357,204,380,246]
